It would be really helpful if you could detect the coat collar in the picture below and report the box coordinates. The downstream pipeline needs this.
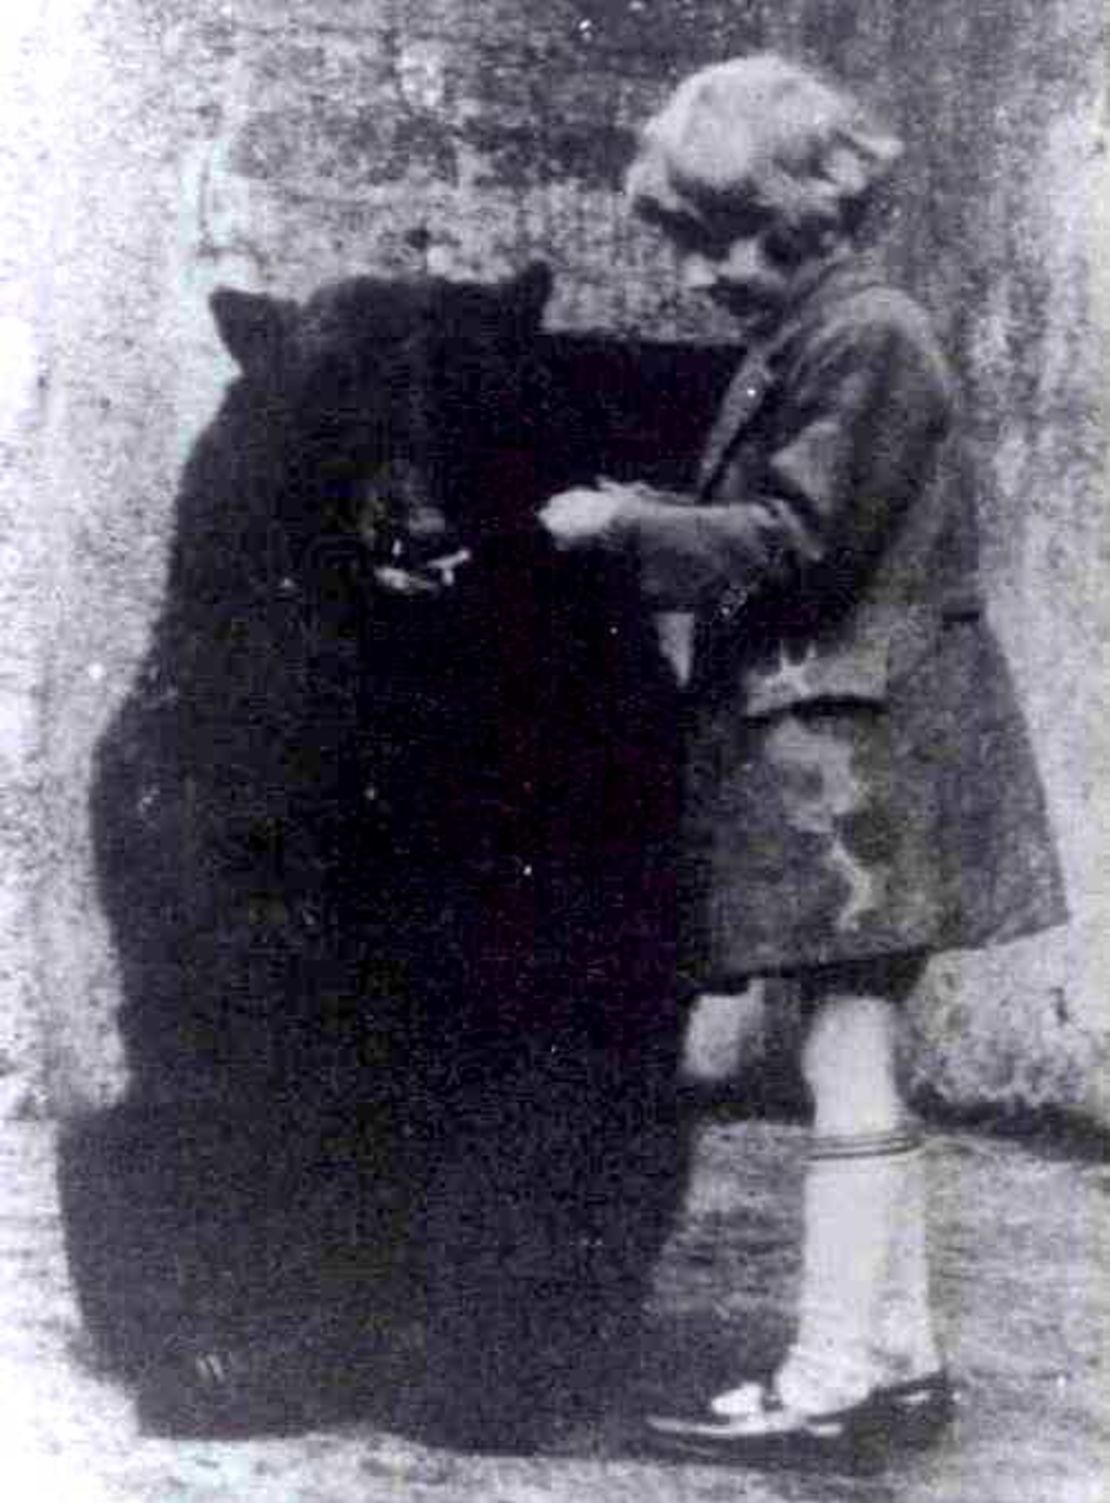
[697,252,890,495]
[771,250,890,347]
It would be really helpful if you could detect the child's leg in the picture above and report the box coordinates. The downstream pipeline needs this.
[717,957,942,1417]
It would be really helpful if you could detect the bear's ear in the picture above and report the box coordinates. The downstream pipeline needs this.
[509,260,553,326]
[209,287,296,371]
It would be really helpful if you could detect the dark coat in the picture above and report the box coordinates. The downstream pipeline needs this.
[614,255,1067,982]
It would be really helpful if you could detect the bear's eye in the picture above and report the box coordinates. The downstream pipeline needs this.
[355,485,392,553]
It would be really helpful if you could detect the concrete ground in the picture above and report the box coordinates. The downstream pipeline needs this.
[2,1116,1106,1503]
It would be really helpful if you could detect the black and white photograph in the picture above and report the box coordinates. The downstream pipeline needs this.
[0,3,1105,1499]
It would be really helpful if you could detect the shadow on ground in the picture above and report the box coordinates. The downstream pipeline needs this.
[15,1121,1104,1503]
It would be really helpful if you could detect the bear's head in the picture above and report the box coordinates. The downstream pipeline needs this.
[209,262,554,597]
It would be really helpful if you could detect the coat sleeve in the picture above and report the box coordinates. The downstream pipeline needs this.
[614,309,953,612]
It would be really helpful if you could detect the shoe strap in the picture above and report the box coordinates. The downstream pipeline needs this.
[808,1126,923,1162]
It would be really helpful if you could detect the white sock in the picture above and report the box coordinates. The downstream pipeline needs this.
[870,1141,942,1384]
[775,1126,934,1413]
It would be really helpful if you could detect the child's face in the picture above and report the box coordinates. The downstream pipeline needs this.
[657,203,806,329]
[639,157,837,331]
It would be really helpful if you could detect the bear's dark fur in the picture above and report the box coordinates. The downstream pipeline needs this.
[69,265,736,1444]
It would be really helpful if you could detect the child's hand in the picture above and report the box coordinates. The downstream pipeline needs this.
[538,484,631,551]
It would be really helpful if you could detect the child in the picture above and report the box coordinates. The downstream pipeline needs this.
[539,54,1065,1462]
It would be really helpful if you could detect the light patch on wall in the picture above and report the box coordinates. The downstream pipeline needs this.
[0,0,47,53]
[0,315,41,432]
[399,42,446,111]
[1034,101,1106,411]
[191,137,269,274]
[165,138,271,464]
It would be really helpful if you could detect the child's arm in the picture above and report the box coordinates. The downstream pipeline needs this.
[542,307,953,618]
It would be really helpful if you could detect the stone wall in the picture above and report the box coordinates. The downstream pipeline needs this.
[4,0,1106,1120]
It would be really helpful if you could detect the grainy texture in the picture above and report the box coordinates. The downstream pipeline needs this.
[0,0,1106,1118]
[2,1119,1106,1500]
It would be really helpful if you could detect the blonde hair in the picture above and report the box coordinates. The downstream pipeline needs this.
[626,54,902,255]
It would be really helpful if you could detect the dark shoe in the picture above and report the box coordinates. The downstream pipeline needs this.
[644,1371,954,1471]
[863,1371,956,1447]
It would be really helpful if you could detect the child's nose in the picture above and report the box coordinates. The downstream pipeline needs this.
[726,236,763,277]
[679,251,717,291]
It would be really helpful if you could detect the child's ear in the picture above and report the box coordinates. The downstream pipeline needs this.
[820,144,869,200]
[210,288,296,372]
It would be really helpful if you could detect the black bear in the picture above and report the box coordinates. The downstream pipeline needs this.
[72,263,699,1445]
